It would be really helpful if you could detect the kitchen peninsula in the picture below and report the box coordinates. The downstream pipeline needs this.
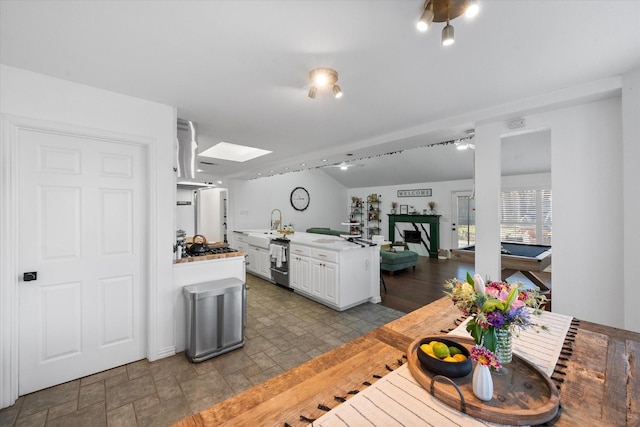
[233,231,381,311]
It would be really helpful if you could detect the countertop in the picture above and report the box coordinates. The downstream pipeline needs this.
[173,251,245,265]
[173,296,640,427]
[235,230,379,252]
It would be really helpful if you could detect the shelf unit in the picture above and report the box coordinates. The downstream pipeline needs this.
[346,197,364,236]
[366,194,382,239]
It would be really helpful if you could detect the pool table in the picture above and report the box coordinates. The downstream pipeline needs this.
[451,242,551,292]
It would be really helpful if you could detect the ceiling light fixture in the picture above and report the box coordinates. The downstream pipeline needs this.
[416,1,434,31]
[465,0,479,18]
[308,68,343,99]
[417,0,480,46]
[442,18,454,46]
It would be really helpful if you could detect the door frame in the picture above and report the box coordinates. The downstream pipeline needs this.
[0,114,160,408]
[450,190,475,249]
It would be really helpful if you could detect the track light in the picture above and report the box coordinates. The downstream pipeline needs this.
[465,0,479,18]
[418,0,479,46]
[308,67,343,100]
[417,2,434,32]
[442,20,454,46]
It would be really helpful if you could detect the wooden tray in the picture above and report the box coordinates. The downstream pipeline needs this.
[407,336,560,426]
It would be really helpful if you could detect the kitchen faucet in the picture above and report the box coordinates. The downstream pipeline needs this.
[271,208,282,231]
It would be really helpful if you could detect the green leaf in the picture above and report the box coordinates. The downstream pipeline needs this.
[505,287,518,309]
[466,272,474,286]
[483,327,497,353]
[482,299,501,312]
[466,319,483,345]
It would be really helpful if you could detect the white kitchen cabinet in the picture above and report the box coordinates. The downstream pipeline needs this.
[290,244,310,292]
[247,246,257,274]
[248,245,270,279]
[310,258,337,304]
[235,241,249,255]
[257,247,271,277]
[291,242,373,311]
[233,232,250,257]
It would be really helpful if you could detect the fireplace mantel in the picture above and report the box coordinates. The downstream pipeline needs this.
[387,214,440,258]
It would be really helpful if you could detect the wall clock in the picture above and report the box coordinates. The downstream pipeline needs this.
[290,187,310,211]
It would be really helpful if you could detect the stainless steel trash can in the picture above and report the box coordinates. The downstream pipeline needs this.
[183,278,245,363]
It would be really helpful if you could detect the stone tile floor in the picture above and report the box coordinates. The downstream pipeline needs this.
[0,274,403,427]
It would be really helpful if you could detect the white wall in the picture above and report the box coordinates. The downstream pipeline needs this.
[474,96,630,331]
[550,98,624,329]
[622,68,640,334]
[0,65,176,407]
[228,168,347,245]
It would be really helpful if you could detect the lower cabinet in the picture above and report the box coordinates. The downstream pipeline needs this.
[311,259,337,304]
[290,254,310,292]
[248,245,271,279]
[290,244,311,292]
[290,243,372,311]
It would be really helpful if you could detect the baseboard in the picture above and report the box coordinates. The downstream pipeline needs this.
[155,346,177,360]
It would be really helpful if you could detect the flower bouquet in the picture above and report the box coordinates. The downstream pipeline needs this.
[444,272,547,360]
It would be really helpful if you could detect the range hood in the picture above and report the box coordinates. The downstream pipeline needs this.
[176,118,198,180]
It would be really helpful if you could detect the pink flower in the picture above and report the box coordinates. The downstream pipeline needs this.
[470,345,502,369]
[510,299,525,309]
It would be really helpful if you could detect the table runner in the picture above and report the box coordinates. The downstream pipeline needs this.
[448,309,572,377]
[310,310,573,426]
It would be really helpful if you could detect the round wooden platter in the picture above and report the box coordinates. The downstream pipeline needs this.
[407,336,560,426]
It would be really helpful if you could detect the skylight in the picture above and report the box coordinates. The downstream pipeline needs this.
[199,142,272,162]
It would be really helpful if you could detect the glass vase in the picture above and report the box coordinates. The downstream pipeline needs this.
[495,328,513,365]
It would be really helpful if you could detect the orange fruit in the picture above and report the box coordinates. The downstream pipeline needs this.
[452,354,467,362]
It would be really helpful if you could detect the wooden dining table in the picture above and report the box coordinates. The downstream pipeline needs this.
[174,297,639,427]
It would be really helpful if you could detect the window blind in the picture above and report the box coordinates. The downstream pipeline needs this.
[500,189,551,245]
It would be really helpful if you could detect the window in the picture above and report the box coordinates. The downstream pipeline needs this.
[456,194,475,247]
[500,189,551,245]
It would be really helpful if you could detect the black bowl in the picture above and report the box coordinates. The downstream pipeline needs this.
[416,337,472,378]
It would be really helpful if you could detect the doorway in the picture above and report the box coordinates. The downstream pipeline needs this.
[451,191,475,248]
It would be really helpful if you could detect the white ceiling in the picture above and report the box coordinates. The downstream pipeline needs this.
[1,1,639,187]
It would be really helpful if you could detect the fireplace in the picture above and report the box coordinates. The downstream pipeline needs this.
[404,230,421,243]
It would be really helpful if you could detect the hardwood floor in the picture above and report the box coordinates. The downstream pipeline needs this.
[379,257,552,314]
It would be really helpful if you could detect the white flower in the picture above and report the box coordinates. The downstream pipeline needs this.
[473,274,486,295]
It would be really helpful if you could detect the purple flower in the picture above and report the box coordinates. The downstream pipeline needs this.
[486,311,505,328]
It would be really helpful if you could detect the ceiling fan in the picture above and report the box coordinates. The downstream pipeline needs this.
[325,161,365,170]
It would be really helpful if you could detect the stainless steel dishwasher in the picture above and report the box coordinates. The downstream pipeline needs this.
[269,237,290,288]
[183,278,245,363]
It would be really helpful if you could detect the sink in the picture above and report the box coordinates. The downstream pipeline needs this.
[247,234,271,249]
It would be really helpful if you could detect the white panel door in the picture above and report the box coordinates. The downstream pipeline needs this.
[18,128,146,395]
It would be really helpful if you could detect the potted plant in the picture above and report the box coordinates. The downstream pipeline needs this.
[391,201,398,214]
